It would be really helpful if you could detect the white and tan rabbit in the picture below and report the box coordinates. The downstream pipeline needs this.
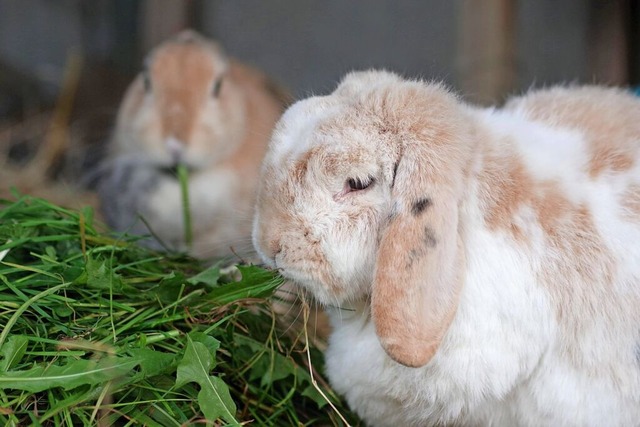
[252,70,640,426]
[98,30,289,259]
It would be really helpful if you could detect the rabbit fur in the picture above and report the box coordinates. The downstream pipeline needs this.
[252,70,640,426]
[98,30,288,259]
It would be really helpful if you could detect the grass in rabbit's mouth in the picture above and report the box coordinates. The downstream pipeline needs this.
[0,194,360,426]
[177,163,193,249]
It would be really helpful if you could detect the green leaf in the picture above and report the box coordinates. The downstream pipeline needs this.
[186,264,221,287]
[128,348,176,379]
[237,334,295,387]
[236,265,282,287]
[44,246,57,261]
[54,304,74,318]
[204,265,283,305]
[176,336,237,424]
[176,341,213,386]
[154,272,188,304]
[85,257,124,292]
[198,376,238,424]
[0,355,141,393]
[189,332,220,357]
[0,335,29,371]
[302,384,329,409]
[260,356,294,387]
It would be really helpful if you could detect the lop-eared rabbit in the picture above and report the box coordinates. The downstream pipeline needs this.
[252,70,640,426]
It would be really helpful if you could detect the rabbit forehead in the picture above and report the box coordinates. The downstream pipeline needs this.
[150,42,223,89]
[270,99,400,181]
[268,96,342,163]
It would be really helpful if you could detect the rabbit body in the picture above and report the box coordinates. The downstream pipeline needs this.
[99,31,287,259]
[252,71,640,426]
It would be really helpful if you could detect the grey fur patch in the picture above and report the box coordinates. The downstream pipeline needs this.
[406,248,424,269]
[96,160,167,250]
[424,226,437,247]
[404,228,437,269]
[388,201,399,222]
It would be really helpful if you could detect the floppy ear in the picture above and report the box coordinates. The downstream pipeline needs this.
[372,147,465,367]
[371,111,467,368]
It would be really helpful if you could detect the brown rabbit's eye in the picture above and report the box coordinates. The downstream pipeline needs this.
[142,61,152,92]
[212,78,223,97]
[143,72,152,92]
[347,177,374,192]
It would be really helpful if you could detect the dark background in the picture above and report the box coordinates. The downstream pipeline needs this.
[0,0,638,205]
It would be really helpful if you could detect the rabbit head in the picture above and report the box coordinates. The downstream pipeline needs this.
[112,29,245,170]
[253,70,476,367]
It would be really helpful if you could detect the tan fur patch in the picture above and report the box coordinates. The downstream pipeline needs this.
[505,87,640,178]
[209,59,291,211]
[538,199,616,362]
[479,149,533,242]
[479,151,615,299]
[480,142,619,364]
[151,42,217,143]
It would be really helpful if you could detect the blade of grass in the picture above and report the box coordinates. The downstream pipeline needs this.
[0,282,70,349]
[0,195,359,425]
[177,164,192,249]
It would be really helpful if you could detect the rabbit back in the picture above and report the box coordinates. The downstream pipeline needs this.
[325,84,640,426]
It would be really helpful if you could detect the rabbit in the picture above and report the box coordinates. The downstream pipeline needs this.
[97,29,289,259]
[251,69,640,426]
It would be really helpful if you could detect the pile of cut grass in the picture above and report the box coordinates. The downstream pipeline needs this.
[0,194,359,426]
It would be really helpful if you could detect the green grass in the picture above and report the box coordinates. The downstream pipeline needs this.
[0,194,359,426]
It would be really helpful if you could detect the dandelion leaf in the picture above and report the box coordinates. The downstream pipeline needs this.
[0,355,141,393]
[176,336,237,424]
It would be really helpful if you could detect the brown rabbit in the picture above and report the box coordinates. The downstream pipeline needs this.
[98,30,289,259]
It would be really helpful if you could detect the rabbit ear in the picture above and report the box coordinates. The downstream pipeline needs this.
[372,138,465,368]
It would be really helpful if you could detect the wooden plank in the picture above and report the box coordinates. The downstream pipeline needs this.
[457,0,516,105]
[588,0,630,85]
[140,0,190,53]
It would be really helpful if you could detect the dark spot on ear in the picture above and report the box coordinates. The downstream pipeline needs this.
[406,248,423,269]
[212,77,223,97]
[412,198,432,216]
[404,229,437,269]
[424,226,437,247]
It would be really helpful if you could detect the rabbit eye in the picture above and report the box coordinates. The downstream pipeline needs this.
[142,61,152,92]
[212,77,223,97]
[143,73,152,92]
[347,177,374,192]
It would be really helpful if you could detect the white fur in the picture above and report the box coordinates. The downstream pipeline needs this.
[253,71,640,426]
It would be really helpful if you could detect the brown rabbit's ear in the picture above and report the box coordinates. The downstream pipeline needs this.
[372,140,466,368]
